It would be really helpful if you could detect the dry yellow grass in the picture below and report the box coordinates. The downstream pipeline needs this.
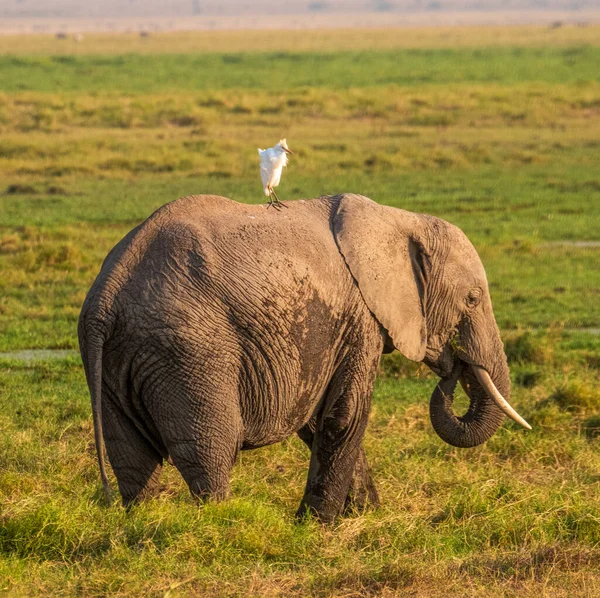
[2,24,600,55]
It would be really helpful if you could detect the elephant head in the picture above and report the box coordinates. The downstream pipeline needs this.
[333,194,530,448]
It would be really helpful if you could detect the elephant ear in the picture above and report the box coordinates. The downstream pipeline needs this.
[333,194,427,361]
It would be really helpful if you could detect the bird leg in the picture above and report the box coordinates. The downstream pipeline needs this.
[270,189,288,208]
[266,190,281,210]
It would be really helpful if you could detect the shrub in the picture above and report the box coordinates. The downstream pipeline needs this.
[5,184,37,195]
[549,379,600,412]
[379,353,429,379]
[514,366,542,388]
[504,332,550,365]
[583,416,600,439]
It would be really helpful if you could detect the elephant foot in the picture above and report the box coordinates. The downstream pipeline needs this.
[343,476,379,515]
[121,474,162,508]
[295,486,379,524]
[295,497,340,524]
[295,467,379,524]
[343,450,380,515]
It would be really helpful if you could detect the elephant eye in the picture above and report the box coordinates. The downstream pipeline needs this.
[466,288,482,308]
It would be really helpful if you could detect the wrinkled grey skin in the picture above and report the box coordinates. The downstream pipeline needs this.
[79,194,510,522]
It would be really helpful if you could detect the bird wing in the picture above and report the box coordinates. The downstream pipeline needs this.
[260,161,271,189]
[270,165,283,188]
[259,149,275,188]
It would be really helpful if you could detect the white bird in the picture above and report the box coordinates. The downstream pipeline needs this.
[257,138,293,209]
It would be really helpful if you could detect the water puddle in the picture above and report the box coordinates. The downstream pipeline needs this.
[541,241,600,248]
[0,349,78,362]
[1,329,600,363]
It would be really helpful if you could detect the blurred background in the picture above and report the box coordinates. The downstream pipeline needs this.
[2,0,600,32]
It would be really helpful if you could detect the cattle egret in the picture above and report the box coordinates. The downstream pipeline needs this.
[258,138,293,209]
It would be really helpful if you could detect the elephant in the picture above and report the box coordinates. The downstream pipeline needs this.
[78,193,530,522]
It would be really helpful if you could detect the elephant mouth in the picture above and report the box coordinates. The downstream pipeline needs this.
[429,358,530,448]
[435,359,463,400]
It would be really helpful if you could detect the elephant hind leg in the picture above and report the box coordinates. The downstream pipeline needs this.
[168,436,239,502]
[297,421,379,515]
[149,380,243,502]
[102,391,163,506]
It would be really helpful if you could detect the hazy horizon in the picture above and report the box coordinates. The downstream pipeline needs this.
[3,0,599,19]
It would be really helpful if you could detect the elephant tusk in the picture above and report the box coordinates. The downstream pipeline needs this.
[472,365,532,430]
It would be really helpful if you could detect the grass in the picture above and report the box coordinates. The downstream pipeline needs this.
[2,25,600,55]
[1,46,600,92]
[1,348,599,596]
[0,25,599,596]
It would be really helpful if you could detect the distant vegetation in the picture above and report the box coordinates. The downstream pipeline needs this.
[3,25,600,55]
[1,46,600,93]
[0,25,599,597]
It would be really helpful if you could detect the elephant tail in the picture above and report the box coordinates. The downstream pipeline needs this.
[87,334,112,504]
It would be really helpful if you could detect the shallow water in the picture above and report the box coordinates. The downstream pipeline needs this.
[1,329,600,362]
[0,349,79,362]
[542,241,600,248]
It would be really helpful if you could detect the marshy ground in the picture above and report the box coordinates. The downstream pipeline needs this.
[0,25,599,597]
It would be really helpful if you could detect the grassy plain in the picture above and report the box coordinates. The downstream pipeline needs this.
[0,25,599,597]
[2,25,600,55]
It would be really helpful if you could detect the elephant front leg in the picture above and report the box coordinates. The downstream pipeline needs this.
[296,357,378,523]
[344,448,380,514]
[297,422,379,515]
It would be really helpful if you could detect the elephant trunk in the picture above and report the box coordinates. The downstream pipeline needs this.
[429,360,510,448]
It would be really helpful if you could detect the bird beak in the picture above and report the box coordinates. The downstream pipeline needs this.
[284,147,293,155]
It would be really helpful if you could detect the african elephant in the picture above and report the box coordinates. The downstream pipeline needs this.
[78,193,530,522]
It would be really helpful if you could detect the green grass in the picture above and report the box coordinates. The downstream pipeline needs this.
[2,47,600,92]
[1,26,599,596]
[1,347,599,596]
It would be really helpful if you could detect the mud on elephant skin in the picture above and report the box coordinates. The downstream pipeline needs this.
[79,193,530,522]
